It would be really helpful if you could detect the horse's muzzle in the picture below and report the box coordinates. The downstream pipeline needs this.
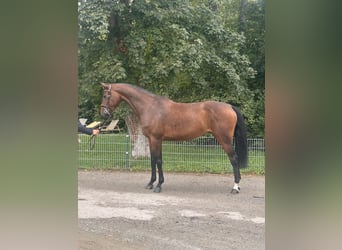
[101,106,111,119]
[101,111,110,119]
[101,113,109,119]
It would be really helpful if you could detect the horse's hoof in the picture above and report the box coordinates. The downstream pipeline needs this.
[231,187,240,194]
[146,183,153,189]
[153,186,161,193]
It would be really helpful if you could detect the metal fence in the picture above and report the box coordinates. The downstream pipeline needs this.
[78,134,265,174]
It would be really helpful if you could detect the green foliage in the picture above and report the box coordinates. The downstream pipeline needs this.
[78,0,264,136]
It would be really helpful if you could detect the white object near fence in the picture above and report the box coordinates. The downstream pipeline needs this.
[125,114,150,158]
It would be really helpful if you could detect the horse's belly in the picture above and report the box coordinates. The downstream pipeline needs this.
[163,124,209,141]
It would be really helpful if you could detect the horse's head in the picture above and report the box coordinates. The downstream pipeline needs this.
[100,83,122,119]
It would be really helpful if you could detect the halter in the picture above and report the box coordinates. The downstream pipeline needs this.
[100,84,112,117]
[90,84,113,150]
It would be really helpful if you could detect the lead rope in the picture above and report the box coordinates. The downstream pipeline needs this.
[89,134,97,150]
[88,116,112,150]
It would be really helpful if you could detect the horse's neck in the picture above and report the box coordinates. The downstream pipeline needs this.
[113,84,153,118]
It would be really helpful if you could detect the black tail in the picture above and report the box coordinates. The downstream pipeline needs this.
[232,106,248,168]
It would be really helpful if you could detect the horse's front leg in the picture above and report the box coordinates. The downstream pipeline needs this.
[145,155,156,190]
[154,150,164,193]
[146,138,164,193]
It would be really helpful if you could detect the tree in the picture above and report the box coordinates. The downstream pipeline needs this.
[238,0,265,137]
[78,0,264,137]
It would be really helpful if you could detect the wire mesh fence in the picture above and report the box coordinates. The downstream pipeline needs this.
[78,133,265,174]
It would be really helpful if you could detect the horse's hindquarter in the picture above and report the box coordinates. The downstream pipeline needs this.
[204,101,237,139]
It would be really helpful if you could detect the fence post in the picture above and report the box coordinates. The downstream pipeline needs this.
[125,133,129,168]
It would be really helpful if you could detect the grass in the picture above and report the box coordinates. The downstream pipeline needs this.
[78,133,265,175]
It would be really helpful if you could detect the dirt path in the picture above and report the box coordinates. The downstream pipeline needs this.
[79,170,264,250]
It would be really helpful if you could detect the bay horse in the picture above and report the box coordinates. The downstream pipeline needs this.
[100,83,248,194]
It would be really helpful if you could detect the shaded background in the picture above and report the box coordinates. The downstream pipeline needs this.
[266,0,342,249]
[0,1,77,250]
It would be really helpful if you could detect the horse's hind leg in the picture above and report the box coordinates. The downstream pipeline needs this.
[230,153,241,194]
[215,134,241,194]
[225,146,241,194]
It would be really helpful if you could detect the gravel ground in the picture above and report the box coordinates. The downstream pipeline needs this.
[79,170,264,250]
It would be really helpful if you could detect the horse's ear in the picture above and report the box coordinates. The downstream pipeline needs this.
[101,83,109,89]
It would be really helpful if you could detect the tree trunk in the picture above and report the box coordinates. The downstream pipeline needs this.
[238,0,248,33]
[125,114,150,159]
